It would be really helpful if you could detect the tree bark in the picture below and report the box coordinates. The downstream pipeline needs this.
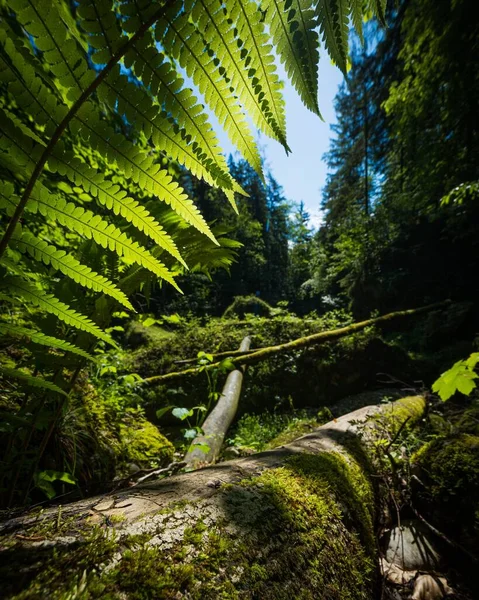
[0,395,426,600]
[184,336,251,468]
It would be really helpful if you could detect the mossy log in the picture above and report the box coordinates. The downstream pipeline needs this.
[184,336,251,468]
[0,396,426,600]
[144,301,449,384]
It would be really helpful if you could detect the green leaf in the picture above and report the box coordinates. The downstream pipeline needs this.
[156,406,172,419]
[2,276,116,347]
[0,323,95,361]
[183,428,198,440]
[172,407,194,421]
[0,366,68,396]
[37,470,76,485]
[432,356,479,401]
[192,443,211,454]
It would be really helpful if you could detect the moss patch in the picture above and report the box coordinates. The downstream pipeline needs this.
[118,411,174,466]
[3,451,377,600]
[413,432,479,553]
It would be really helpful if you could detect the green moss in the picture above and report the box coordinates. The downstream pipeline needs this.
[118,414,174,466]
[413,433,479,553]
[223,295,273,319]
[4,451,376,600]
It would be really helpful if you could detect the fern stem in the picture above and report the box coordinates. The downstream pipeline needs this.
[0,0,176,261]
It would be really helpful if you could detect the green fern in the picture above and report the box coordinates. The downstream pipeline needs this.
[156,6,263,177]
[10,0,93,101]
[317,0,350,73]
[0,366,68,396]
[2,276,116,346]
[0,181,181,291]
[262,0,320,114]
[225,0,288,146]
[0,323,95,361]
[11,228,135,310]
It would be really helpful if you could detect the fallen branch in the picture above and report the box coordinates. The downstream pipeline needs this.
[184,337,251,468]
[143,300,450,385]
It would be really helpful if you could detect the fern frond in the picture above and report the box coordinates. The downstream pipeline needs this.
[77,0,126,65]
[71,104,218,244]
[48,146,187,266]
[11,229,135,311]
[98,66,235,197]
[122,32,236,187]
[349,0,364,44]
[157,7,263,178]
[262,0,320,114]
[194,0,286,147]
[224,0,288,146]
[0,366,68,396]
[370,0,387,26]
[317,0,350,73]
[2,276,116,346]
[0,107,40,177]
[0,181,181,291]
[0,323,95,361]
[0,24,67,136]
[9,0,92,101]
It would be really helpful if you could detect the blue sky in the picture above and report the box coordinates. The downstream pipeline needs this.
[214,54,344,229]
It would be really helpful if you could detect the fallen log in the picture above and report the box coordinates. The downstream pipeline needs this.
[184,336,251,468]
[0,395,426,600]
[143,300,449,385]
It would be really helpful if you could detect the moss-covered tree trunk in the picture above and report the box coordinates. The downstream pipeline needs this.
[0,396,425,600]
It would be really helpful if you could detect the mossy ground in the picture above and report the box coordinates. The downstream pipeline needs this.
[412,429,479,554]
[1,450,376,600]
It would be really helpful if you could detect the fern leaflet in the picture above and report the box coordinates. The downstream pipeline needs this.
[0,323,95,361]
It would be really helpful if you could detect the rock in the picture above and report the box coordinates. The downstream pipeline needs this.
[385,519,442,570]
[127,463,140,474]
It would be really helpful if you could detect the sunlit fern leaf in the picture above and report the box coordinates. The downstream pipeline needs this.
[262,0,320,114]
[98,66,235,199]
[2,276,116,346]
[0,366,68,396]
[224,0,288,147]
[193,0,286,146]
[70,103,218,244]
[48,145,187,266]
[349,0,364,44]
[317,0,350,73]
[77,0,126,65]
[0,105,46,147]
[0,107,41,177]
[9,0,93,101]
[0,323,95,361]
[122,32,237,189]
[0,181,182,291]
[156,7,263,179]
[370,0,387,26]
[11,228,135,311]
[0,25,68,136]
